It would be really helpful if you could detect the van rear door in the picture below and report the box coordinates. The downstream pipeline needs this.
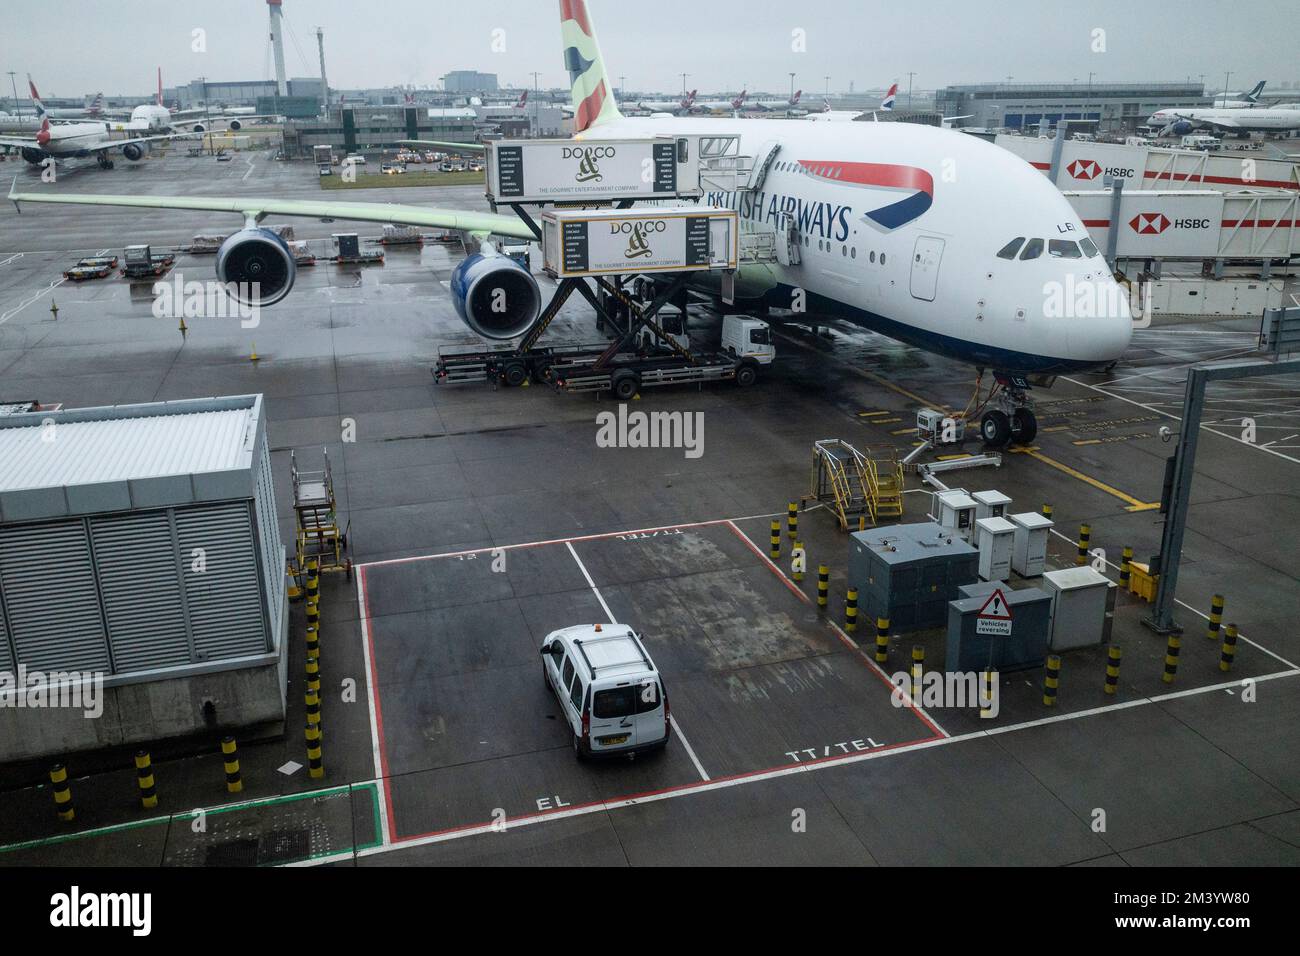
[632,677,667,746]
[589,684,640,751]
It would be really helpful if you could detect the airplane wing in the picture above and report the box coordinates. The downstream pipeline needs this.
[399,139,487,152]
[115,131,205,147]
[0,135,38,148]
[7,178,535,239]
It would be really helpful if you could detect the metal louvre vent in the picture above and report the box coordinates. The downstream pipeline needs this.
[254,441,284,644]
[0,581,12,674]
[90,511,191,673]
[0,521,110,673]
[175,502,268,660]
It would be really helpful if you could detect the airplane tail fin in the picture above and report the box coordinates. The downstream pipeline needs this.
[27,75,46,119]
[880,82,898,111]
[1246,80,1266,102]
[792,89,802,105]
[559,0,622,131]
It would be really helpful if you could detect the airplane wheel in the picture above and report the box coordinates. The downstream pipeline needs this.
[1011,408,1038,444]
[980,410,1012,448]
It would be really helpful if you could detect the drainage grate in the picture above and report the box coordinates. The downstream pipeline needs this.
[204,837,260,867]
[257,828,312,865]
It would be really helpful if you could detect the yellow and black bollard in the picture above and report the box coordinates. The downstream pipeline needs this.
[306,623,320,662]
[874,617,890,664]
[845,588,858,633]
[1162,634,1181,684]
[792,541,804,582]
[221,736,242,794]
[49,764,74,822]
[306,600,320,629]
[1119,546,1133,591]
[787,502,798,540]
[1220,623,1238,673]
[1206,594,1225,641]
[135,751,158,810]
[816,565,829,608]
[1042,503,1053,521]
[1076,524,1091,566]
[306,656,321,694]
[858,515,866,532]
[306,689,322,730]
[980,670,996,718]
[911,645,925,701]
[1104,644,1122,695]
[306,559,320,602]
[1042,655,1061,706]
[305,723,324,780]
[769,520,781,560]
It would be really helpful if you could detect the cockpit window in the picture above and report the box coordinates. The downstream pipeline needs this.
[1019,238,1044,260]
[996,238,1025,259]
[1079,237,1100,258]
[1048,239,1082,259]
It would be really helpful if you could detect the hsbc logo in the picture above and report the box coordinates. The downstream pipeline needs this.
[1067,159,1102,180]
[1129,212,1170,235]
[1068,159,1137,181]
[1129,213,1211,234]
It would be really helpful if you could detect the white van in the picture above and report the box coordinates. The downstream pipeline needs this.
[1181,134,1220,151]
[720,315,776,365]
[541,624,670,759]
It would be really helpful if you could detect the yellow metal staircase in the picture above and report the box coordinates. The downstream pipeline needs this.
[806,439,905,530]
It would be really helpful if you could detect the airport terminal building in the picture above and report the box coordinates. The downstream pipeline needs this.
[936,81,1207,133]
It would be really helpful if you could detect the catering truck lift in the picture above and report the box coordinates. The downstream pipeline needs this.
[433,134,782,396]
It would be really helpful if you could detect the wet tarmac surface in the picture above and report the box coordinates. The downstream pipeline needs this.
[0,151,1297,865]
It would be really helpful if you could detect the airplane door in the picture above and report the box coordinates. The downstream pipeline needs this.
[909,236,945,302]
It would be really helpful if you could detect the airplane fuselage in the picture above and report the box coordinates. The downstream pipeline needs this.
[578,115,1132,374]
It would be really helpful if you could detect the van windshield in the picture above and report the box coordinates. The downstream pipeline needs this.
[593,682,661,718]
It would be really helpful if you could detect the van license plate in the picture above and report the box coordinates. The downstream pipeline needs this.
[599,734,630,746]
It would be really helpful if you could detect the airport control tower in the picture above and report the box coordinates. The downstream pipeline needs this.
[267,0,288,97]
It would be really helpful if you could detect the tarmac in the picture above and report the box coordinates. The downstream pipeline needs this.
[0,148,1298,866]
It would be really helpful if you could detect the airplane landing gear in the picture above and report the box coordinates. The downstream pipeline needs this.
[96,152,114,169]
[979,384,1037,449]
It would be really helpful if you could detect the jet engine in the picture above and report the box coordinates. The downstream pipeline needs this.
[20,146,45,165]
[122,142,147,162]
[449,250,541,340]
[215,228,296,307]
[228,119,242,132]
[191,123,206,134]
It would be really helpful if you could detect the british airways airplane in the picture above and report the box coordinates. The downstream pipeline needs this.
[7,0,1131,447]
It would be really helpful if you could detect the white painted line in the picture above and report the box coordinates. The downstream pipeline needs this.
[827,621,951,738]
[356,568,392,847]
[669,715,709,781]
[1049,527,1298,671]
[0,276,66,326]
[565,540,616,623]
[242,159,255,181]
[1064,374,1300,467]
[344,666,1300,864]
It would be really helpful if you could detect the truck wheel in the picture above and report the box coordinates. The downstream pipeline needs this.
[503,362,527,387]
[735,364,758,388]
[612,372,638,401]
[532,362,552,384]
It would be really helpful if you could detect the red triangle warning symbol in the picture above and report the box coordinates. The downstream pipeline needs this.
[977,588,1013,620]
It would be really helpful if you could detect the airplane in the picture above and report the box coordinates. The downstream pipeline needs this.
[1148,103,1300,138]
[692,90,748,114]
[22,79,104,119]
[1213,80,1266,109]
[7,0,1132,447]
[807,84,898,123]
[633,90,696,115]
[0,110,199,169]
[745,90,803,114]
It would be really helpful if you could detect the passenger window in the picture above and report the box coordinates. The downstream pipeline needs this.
[1048,239,1082,258]
[881,253,886,265]
[997,238,1025,259]
[561,656,574,688]
[569,677,584,713]
[1079,237,1100,257]
[1019,239,1044,260]
[870,251,876,263]
[851,247,857,259]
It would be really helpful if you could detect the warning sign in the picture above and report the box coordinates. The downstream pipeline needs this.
[976,588,1013,636]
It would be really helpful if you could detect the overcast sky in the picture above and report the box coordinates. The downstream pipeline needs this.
[1,0,1294,98]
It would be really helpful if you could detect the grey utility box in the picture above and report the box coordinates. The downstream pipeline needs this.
[972,489,1012,521]
[1042,566,1114,650]
[1009,511,1054,577]
[934,490,977,541]
[946,581,1052,673]
[849,522,979,633]
[975,516,1016,582]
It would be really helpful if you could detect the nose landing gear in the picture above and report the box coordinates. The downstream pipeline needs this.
[976,376,1037,449]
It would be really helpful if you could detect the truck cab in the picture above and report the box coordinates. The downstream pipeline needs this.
[721,315,775,365]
